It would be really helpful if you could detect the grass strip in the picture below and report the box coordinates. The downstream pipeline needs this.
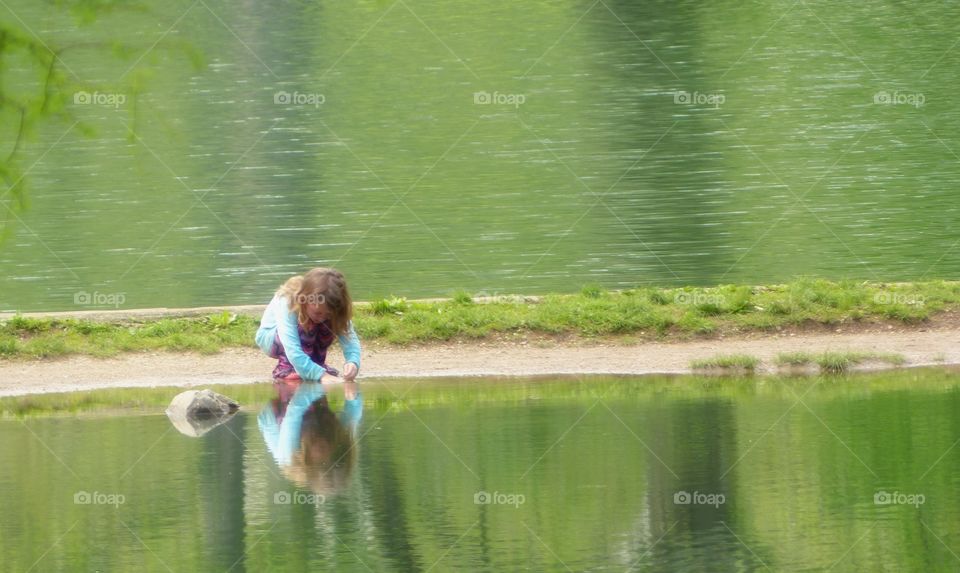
[0,279,955,359]
[775,351,907,372]
[690,354,761,372]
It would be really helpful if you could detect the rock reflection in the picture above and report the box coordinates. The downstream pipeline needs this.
[165,389,240,437]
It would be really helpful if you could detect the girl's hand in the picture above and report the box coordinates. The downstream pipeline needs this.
[320,372,343,385]
[342,362,359,382]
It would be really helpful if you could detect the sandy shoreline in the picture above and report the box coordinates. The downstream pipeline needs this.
[1,328,958,397]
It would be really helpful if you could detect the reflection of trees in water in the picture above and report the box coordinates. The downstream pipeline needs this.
[200,412,247,571]
[574,0,737,286]
[14,379,960,569]
[178,0,328,283]
[639,397,771,570]
[362,445,423,571]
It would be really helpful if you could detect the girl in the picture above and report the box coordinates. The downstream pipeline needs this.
[255,267,361,382]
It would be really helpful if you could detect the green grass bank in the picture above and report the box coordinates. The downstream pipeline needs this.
[0,279,957,360]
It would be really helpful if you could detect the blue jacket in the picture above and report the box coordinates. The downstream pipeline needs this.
[255,294,362,381]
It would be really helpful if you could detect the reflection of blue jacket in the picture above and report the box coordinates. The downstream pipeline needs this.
[258,383,363,466]
[255,294,362,381]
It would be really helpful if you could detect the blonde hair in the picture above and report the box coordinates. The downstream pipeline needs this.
[276,267,353,335]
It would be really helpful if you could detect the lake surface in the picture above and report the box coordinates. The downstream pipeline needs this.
[2,1,960,311]
[2,370,960,571]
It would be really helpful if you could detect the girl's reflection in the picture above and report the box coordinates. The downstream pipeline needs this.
[258,380,362,495]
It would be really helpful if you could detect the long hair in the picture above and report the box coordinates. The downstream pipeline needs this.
[282,396,357,496]
[276,267,353,335]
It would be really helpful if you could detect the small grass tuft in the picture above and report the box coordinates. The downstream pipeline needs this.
[817,351,906,372]
[370,296,409,316]
[0,336,17,356]
[776,350,907,372]
[206,311,237,329]
[451,290,474,305]
[775,352,816,366]
[816,352,859,373]
[580,284,605,298]
[647,290,670,305]
[690,354,760,372]
[6,316,50,333]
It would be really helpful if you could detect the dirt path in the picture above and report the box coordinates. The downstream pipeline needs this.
[1,328,958,397]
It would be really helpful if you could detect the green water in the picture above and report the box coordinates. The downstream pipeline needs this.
[2,1,960,311]
[2,370,960,571]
